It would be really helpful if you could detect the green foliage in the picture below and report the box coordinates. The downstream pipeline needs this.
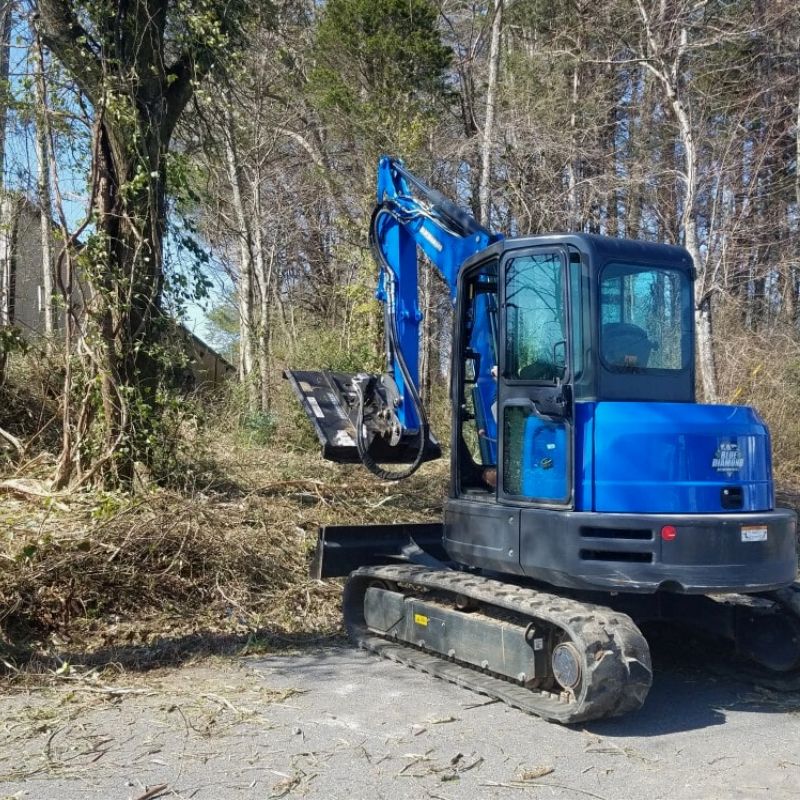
[312,0,451,103]
[239,409,277,445]
[204,294,240,363]
[282,248,383,376]
[0,327,28,357]
[89,493,126,521]
[163,153,217,319]
[308,0,452,154]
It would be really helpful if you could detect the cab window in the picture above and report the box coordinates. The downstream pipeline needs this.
[600,263,692,373]
[504,253,567,382]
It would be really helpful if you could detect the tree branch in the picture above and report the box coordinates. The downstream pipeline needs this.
[163,46,217,140]
[35,0,103,102]
[0,424,23,457]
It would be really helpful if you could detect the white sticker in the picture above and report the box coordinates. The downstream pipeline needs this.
[419,226,443,252]
[741,526,767,542]
[533,638,544,651]
[333,429,356,448]
[327,392,347,419]
[307,396,325,419]
[712,442,744,475]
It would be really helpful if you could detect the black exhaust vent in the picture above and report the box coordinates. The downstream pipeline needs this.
[580,549,653,563]
[580,527,653,541]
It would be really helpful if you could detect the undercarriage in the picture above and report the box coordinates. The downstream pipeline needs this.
[321,525,800,724]
[344,564,653,724]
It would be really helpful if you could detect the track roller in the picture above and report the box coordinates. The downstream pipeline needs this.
[343,564,652,724]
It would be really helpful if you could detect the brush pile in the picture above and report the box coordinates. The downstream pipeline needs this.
[0,442,448,672]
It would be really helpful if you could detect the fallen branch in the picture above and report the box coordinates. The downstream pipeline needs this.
[133,784,169,800]
[0,478,70,510]
[0,425,24,457]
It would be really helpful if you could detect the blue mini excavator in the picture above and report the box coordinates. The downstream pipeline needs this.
[287,156,800,723]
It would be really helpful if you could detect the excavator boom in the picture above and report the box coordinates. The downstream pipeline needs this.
[287,156,501,478]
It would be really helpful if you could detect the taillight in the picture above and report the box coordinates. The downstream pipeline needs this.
[661,525,677,541]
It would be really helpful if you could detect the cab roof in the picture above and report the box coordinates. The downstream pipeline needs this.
[462,232,694,276]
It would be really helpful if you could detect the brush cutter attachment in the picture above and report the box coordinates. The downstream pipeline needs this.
[284,369,441,468]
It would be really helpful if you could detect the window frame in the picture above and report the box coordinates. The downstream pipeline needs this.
[498,245,574,509]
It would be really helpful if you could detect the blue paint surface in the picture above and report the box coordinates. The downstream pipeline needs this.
[573,402,595,511]
[374,156,502,433]
[521,416,568,501]
[586,402,772,513]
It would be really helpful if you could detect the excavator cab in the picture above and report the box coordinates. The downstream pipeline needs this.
[446,234,796,594]
[454,238,692,505]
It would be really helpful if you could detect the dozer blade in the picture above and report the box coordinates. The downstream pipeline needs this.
[284,369,441,465]
[310,521,447,579]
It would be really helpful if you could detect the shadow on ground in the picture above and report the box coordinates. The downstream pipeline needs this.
[254,624,800,739]
[587,623,800,737]
[4,627,345,678]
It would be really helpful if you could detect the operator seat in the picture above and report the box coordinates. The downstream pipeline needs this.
[602,322,653,369]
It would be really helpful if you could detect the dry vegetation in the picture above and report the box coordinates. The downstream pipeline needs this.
[715,300,800,492]
[0,360,449,678]
[2,320,799,682]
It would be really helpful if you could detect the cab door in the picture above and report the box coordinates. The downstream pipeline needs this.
[499,247,573,508]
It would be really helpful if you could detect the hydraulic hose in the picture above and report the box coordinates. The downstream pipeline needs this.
[354,204,430,481]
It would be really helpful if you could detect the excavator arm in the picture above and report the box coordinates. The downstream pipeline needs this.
[286,156,502,479]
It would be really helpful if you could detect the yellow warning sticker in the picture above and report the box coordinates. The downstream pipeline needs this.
[414,613,429,627]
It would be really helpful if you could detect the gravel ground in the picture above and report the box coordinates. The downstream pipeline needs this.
[2,639,800,800]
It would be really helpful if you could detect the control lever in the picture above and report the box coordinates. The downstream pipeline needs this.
[531,384,571,418]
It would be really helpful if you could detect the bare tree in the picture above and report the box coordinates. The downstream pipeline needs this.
[0,0,13,358]
[222,103,257,402]
[633,0,718,401]
[478,0,503,226]
[32,29,54,347]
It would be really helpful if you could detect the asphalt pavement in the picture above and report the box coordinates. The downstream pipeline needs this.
[3,636,800,800]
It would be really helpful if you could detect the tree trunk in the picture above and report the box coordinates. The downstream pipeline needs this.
[0,0,10,189]
[0,0,12,385]
[87,113,168,468]
[223,105,258,409]
[566,55,581,230]
[252,179,272,414]
[478,0,503,227]
[794,77,800,225]
[33,32,55,348]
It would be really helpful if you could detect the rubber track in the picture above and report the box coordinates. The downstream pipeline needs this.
[343,564,653,724]
[770,581,800,619]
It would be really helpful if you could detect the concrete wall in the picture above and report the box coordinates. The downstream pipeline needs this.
[7,196,53,338]
[0,194,234,389]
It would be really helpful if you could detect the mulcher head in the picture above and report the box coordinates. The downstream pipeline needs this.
[284,369,441,465]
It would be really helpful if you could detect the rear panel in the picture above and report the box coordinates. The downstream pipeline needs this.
[591,402,773,514]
